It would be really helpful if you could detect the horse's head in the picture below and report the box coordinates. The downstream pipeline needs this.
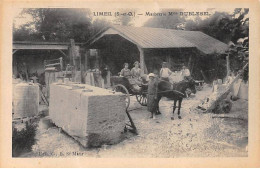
[141,74,149,84]
[187,78,197,94]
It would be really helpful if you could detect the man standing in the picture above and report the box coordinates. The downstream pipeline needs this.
[159,62,172,82]
[181,65,191,80]
[147,73,158,119]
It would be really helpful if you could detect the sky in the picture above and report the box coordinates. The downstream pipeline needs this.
[13,8,242,29]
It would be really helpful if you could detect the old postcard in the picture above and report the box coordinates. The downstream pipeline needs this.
[0,0,260,168]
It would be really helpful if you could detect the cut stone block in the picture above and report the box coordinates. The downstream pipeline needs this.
[49,83,126,147]
[13,83,39,119]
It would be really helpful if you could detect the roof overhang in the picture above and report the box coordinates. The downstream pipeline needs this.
[13,41,83,50]
[87,25,228,55]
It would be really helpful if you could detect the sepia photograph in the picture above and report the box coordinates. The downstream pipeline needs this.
[11,7,250,158]
[1,0,259,167]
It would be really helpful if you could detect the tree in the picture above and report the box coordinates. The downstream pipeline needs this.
[13,23,41,41]
[14,8,93,42]
[184,9,249,81]
[184,8,249,44]
[92,18,111,35]
[226,38,249,82]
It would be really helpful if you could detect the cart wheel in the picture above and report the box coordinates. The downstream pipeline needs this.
[136,93,147,106]
[113,84,130,109]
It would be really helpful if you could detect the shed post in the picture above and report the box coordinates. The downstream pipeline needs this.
[188,55,192,70]
[226,54,230,77]
[137,46,147,75]
[226,54,230,76]
[85,50,89,71]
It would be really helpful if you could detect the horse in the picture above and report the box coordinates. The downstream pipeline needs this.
[156,78,197,120]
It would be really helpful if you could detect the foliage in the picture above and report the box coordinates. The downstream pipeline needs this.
[14,8,93,42]
[12,122,37,157]
[91,18,112,35]
[13,8,136,42]
[185,8,249,44]
[227,38,249,82]
[184,9,249,81]
[13,23,41,41]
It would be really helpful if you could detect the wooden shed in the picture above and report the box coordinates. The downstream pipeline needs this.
[86,25,228,78]
[12,41,84,82]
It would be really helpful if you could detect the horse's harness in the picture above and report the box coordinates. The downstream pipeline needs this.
[156,80,185,96]
[157,89,185,96]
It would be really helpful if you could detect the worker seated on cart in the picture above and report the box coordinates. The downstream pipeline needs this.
[120,63,132,79]
[131,61,143,84]
[119,61,143,92]
[129,61,143,92]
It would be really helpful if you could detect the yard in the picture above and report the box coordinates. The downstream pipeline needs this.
[19,85,248,158]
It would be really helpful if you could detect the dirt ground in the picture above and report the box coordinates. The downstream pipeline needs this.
[21,85,248,158]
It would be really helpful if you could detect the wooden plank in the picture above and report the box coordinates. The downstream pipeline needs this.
[12,49,19,55]
[40,89,49,106]
[58,49,68,59]
[13,44,69,50]
[45,63,61,67]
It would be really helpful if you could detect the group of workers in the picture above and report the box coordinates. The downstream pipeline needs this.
[120,61,191,81]
[120,61,141,79]
[147,63,192,119]
[119,61,192,119]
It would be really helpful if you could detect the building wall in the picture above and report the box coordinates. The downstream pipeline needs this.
[13,50,68,83]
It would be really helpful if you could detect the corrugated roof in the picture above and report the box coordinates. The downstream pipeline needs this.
[90,25,228,54]
[169,30,228,54]
[110,25,195,49]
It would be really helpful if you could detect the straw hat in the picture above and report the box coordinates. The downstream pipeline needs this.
[148,73,155,77]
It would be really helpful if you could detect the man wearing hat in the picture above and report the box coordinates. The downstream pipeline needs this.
[159,62,172,82]
[147,73,158,119]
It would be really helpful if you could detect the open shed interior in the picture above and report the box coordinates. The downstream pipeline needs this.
[88,34,204,78]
